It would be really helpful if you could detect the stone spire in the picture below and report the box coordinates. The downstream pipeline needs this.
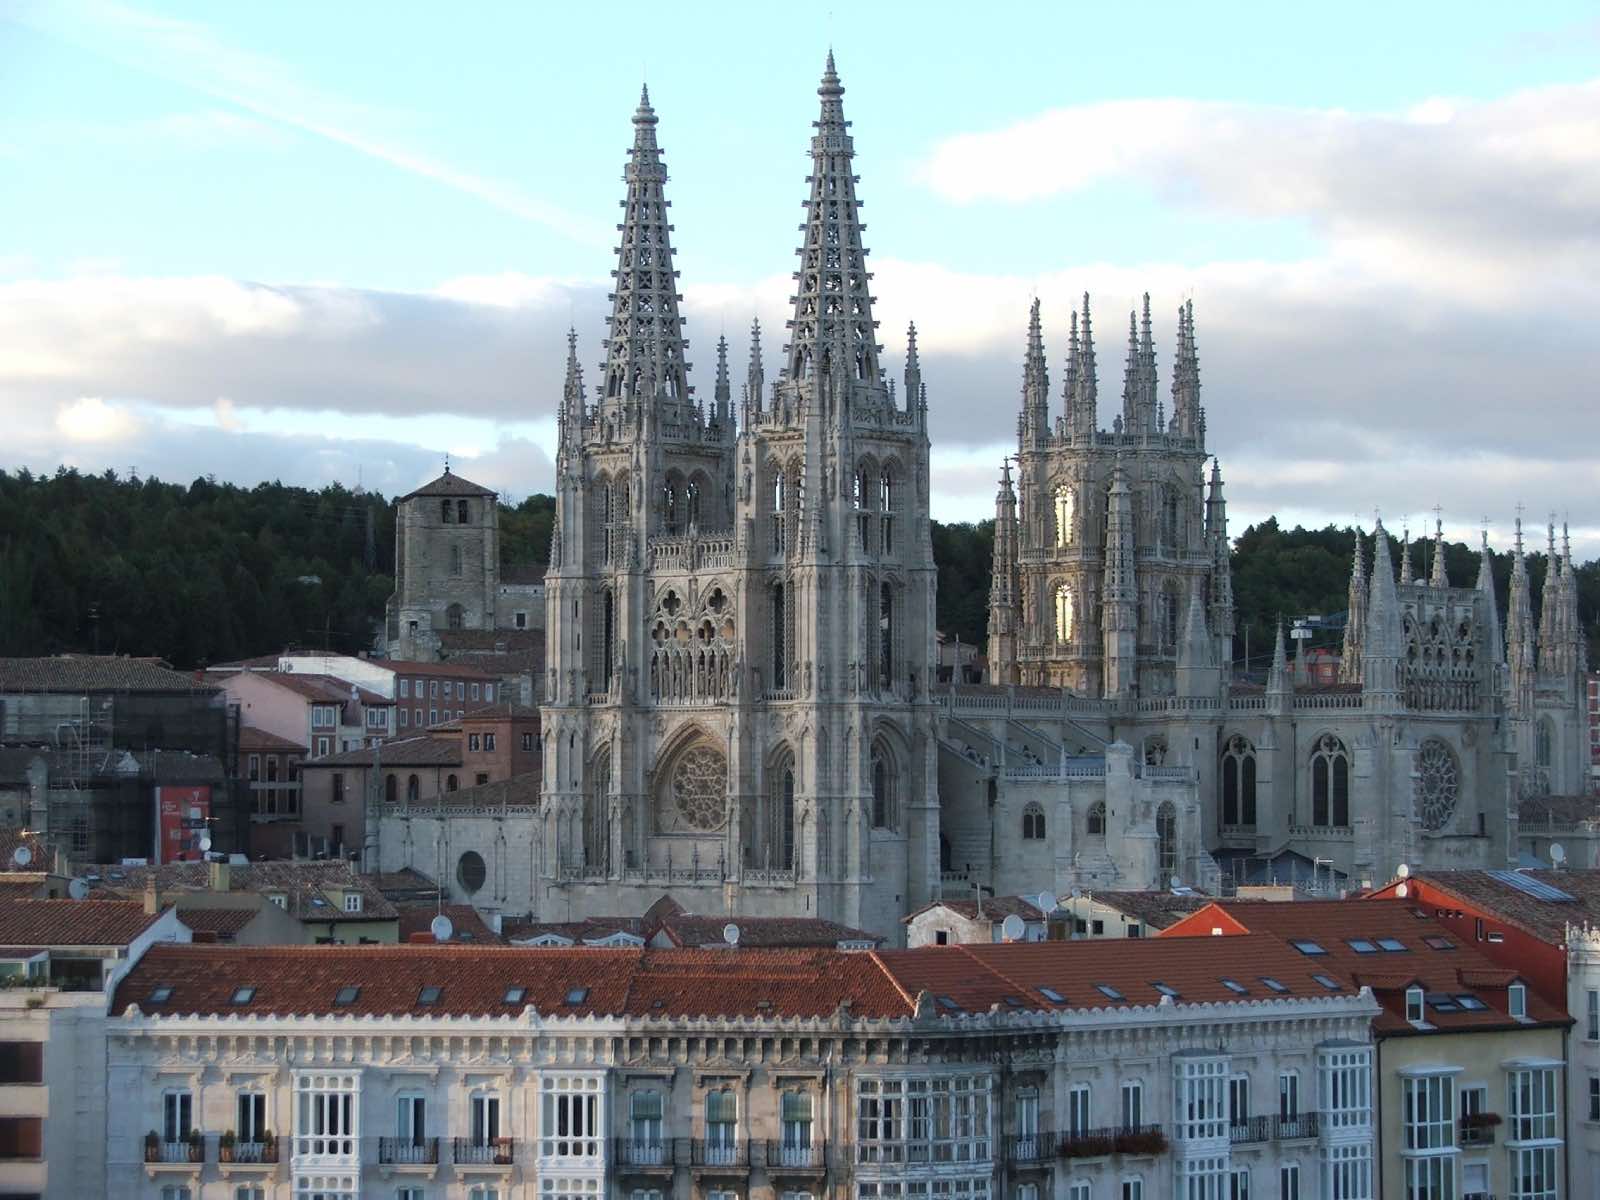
[1339,527,1367,684]
[1020,300,1049,444]
[1563,523,1588,677]
[1170,300,1201,439]
[986,460,1023,685]
[1101,459,1137,697]
[1476,528,1503,669]
[904,322,922,416]
[745,316,765,418]
[1176,578,1217,697]
[1061,309,1081,435]
[713,333,733,435]
[785,53,880,387]
[1399,527,1414,585]
[601,85,691,411]
[1363,520,1403,705]
[1204,458,1235,674]
[1506,518,1535,714]
[1537,520,1561,674]
[557,328,585,470]
[1120,309,1140,433]
[1139,293,1159,434]
[1070,294,1098,437]
[1429,514,1448,587]
[1267,619,1293,698]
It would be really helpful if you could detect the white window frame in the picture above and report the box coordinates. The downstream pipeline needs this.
[1279,1163,1300,1200]
[1121,1080,1144,1130]
[540,1073,603,1162]
[1318,1046,1374,1131]
[293,1071,359,1166]
[1324,1141,1374,1200]
[162,1088,193,1145]
[1068,1083,1091,1136]
[1176,1056,1229,1143]
[1507,1066,1559,1142]
[1510,982,1528,1019]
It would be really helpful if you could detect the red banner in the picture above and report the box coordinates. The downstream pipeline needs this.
[154,786,211,864]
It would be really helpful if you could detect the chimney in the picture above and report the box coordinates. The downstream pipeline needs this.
[208,859,231,893]
[143,875,160,915]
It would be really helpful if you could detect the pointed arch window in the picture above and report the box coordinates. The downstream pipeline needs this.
[441,499,454,524]
[770,470,787,556]
[1161,486,1179,547]
[686,477,702,529]
[446,603,464,630]
[1221,735,1257,827]
[1054,584,1075,644]
[1536,718,1554,769]
[880,468,895,554]
[1022,801,1046,840]
[1088,801,1107,837]
[601,591,615,692]
[771,583,787,690]
[1054,485,1075,547]
[871,747,898,831]
[1311,734,1350,827]
[768,753,797,872]
[1157,801,1178,879]
[879,583,895,687]
[662,480,679,535]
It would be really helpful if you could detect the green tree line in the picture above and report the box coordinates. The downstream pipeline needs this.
[2,469,1593,674]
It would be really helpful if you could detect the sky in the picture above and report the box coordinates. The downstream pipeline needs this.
[2,0,1598,556]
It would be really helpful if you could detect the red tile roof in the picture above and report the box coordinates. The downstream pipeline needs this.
[400,470,495,500]
[0,656,216,694]
[176,908,261,938]
[263,673,388,706]
[381,659,500,681]
[397,904,501,944]
[308,736,460,768]
[238,727,306,754]
[1160,900,1569,1034]
[904,895,1045,923]
[658,914,879,949]
[0,899,168,946]
[1383,869,1600,945]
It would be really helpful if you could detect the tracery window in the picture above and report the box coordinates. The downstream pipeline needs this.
[880,468,895,554]
[1221,735,1257,827]
[1160,582,1181,653]
[1054,584,1075,643]
[1415,739,1459,831]
[1311,735,1350,827]
[879,583,895,686]
[871,746,898,831]
[1022,802,1046,840]
[1157,801,1178,879]
[1054,485,1075,547]
[663,745,727,833]
[1087,801,1107,837]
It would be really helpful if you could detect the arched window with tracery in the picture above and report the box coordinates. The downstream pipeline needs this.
[1416,739,1460,831]
[1161,486,1180,546]
[585,750,611,871]
[1054,484,1075,547]
[1221,735,1257,827]
[771,583,787,690]
[601,591,615,692]
[1311,734,1350,827]
[1054,583,1075,644]
[662,479,680,535]
[879,583,895,687]
[686,476,702,529]
[1537,718,1554,769]
[1157,801,1178,879]
[871,745,897,831]
[446,603,464,630]
[1022,802,1046,840]
[767,751,796,871]
[1087,801,1106,837]
[880,467,895,554]
[771,469,786,555]
[1159,581,1180,653]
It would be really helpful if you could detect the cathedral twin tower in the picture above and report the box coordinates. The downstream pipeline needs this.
[542,57,941,931]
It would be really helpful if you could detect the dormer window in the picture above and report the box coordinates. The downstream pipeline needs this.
[1406,986,1425,1022]
[1509,982,1527,1019]
[268,894,287,909]
[343,892,362,913]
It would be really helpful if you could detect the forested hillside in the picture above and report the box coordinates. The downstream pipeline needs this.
[1,468,1593,673]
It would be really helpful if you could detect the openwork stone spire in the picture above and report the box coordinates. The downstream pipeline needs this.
[1507,518,1536,712]
[713,334,732,429]
[1537,519,1561,673]
[1170,300,1201,438]
[1476,529,1503,668]
[745,317,765,415]
[1429,515,1448,587]
[601,86,691,407]
[786,53,880,384]
[1021,299,1049,441]
[904,322,922,413]
[1065,295,1097,437]
[1339,527,1367,683]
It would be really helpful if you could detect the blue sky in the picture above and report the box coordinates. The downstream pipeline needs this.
[3,0,1598,552]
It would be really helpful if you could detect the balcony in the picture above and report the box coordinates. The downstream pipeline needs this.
[453,1137,516,1166]
[614,1137,674,1171]
[1005,1132,1058,1165]
[690,1137,748,1171]
[1459,1115,1500,1147]
[144,1139,205,1165]
[1059,1125,1169,1159]
[1274,1112,1320,1140]
[763,1139,825,1173]
[1229,1116,1271,1145]
[378,1137,439,1165]
[219,1139,279,1165]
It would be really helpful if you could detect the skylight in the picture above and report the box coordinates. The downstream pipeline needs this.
[1377,938,1408,952]
[334,986,360,1005]
[564,987,589,1005]
[1312,974,1342,991]
[1423,936,1456,951]
[230,986,256,1005]
[1455,995,1488,1011]
[937,995,962,1011]
[503,987,527,1005]
[1348,939,1378,954]
[1151,982,1180,998]
[1260,977,1290,994]
[1002,995,1024,1008]
[1290,939,1327,956]
[1485,869,1576,902]
[1427,993,1461,1013]
[1095,983,1126,1001]
[417,986,443,1005]
[1220,978,1248,994]
[148,985,173,1004]
[1038,986,1066,1003]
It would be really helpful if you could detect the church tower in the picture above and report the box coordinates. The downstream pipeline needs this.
[542,60,937,933]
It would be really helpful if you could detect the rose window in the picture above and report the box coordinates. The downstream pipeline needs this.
[671,746,727,831]
[1416,739,1459,831]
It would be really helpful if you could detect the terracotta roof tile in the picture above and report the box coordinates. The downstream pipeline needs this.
[83,860,398,921]
[0,656,216,694]
[903,895,1045,923]
[308,736,460,768]
[397,904,501,943]
[381,659,500,681]
[1085,890,1218,931]
[238,727,306,753]
[176,908,260,937]
[0,899,167,946]
[1399,869,1600,945]
[400,470,496,500]
[660,915,880,949]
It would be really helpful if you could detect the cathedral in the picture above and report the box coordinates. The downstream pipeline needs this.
[377,56,1589,937]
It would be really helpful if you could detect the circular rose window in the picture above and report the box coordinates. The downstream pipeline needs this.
[671,746,727,831]
[1416,740,1459,831]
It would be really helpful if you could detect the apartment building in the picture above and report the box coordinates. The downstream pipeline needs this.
[1165,900,1570,1200]
[103,935,1378,1200]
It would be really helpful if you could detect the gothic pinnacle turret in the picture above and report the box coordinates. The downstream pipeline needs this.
[904,322,922,416]
[1267,619,1293,699]
[601,85,691,413]
[785,53,881,387]
[1170,300,1201,440]
[1399,527,1414,585]
[1507,518,1536,715]
[745,317,765,418]
[1070,294,1098,437]
[1021,299,1049,443]
[558,327,584,469]
[1476,528,1504,669]
[1139,293,1159,434]
[1537,519,1561,674]
[1363,520,1403,706]
[987,459,1023,685]
[713,333,733,436]
[1339,527,1367,684]
[1120,310,1141,434]
[1429,515,1448,587]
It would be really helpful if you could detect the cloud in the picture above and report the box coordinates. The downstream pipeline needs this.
[54,396,141,442]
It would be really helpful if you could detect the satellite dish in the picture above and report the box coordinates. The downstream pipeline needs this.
[1395,882,1410,899]
[1551,843,1567,866]
[198,835,212,853]
[1000,913,1026,942]
[722,922,741,947]
[1068,887,1082,901]
[11,846,31,868]
[1396,862,1410,879]
[1037,891,1058,914]
[67,878,90,901]
[429,914,454,942]
[1169,874,1182,891]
